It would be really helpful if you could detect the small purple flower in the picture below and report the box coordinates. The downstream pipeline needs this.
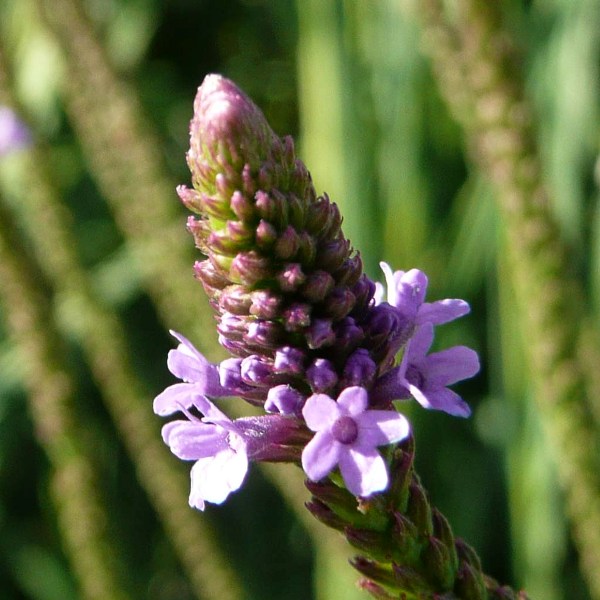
[398,324,479,417]
[375,262,469,327]
[153,331,229,416]
[161,396,249,510]
[301,387,410,497]
[0,107,30,157]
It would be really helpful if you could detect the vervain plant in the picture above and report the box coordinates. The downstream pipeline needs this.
[153,75,528,599]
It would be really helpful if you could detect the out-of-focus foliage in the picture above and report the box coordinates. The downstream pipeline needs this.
[0,1,598,599]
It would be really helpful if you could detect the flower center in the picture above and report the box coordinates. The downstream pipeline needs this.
[405,365,425,388]
[331,416,359,444]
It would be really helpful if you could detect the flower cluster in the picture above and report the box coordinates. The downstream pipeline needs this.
[154,75,479,511]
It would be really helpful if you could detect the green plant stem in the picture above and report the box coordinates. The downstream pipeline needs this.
[32,0,215,349]
[418,1,600,596]
[307,437,529,599]
[0,199,129,600]
[0,54,244,600]
[28,1,360,596]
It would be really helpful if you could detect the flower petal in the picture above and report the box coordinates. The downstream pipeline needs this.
[405,323,434,362]
[356,410,410,447]
[339,447,388,496]
[301,430,341,482]
[161,421,229,460]
[189,447,248,506]
[336,386,368,416]
[423,346,480,387]
[167,346,223,392]
[373,281,385,305]
[302,393,340,431]
[417,299,470,325]
[153,382,199,416]
[166,331,228,396]
[409,384,471,417]
[370,366,411,404]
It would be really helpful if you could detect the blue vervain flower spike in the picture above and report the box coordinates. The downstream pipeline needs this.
[154,74,528,599]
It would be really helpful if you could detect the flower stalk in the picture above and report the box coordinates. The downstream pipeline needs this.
[417,2,600,596]
[153,73,528,598]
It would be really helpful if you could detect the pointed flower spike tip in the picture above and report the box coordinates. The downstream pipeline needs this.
[188,74,275,190]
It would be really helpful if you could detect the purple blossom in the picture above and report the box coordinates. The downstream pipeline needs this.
[0,107,30,157]
[153,331,229,416]
[373,324,479,417]
[160,396,249,510]
[301,387,410,497]
[374,262,469,327]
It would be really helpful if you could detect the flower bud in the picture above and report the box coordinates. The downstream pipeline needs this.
[250,289,282,319]
[230,251,273,286]
[297,231,317,265]
[193,259,229,290]
[432,509,458,574]
[345,527,390,562]
[219,285,252,315]
[274,346,306,375]
[240,355,274,385]
[217,312,246,341]
[176,185,203,214]
[307,358,338,393]
[230,189,255,221]
[454,562,487,600]
[277,263,306,292]
[265,384,305,415]
[355,579,396,600]
[306,318,336,349]
[351,558,398,590]
[334,317,365,353]
[422,536,454,590]
[274,225,301,259]
[302,270,335,303]
[322,287,355,320]
[255,219,278,249]
[282,303,311,332]
[335,254,363,288]
[219,357,251,395]
[244,320,283,350]
[305,500,346,531]
[342,349,377,388]
[199,192,235,220]
[316,237,350,272]
[405,481,433,537]
[455,538,483,573]
[188,74,274,185]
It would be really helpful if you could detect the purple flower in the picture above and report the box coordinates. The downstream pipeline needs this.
[153,331,229,416]
[161,396,248,510]
[398,324,479,417]
[0,107,30,157]
[301,387,410,497]
[374,262,469,327]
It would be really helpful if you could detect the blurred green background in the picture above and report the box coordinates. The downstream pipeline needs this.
[0,0,598,599]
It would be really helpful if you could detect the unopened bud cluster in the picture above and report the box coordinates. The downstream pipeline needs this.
[180,75,399,404]
[150,74,527,599]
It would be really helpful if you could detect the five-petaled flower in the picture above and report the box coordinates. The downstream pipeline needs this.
[397,324,480,418]
[160,396,249,510]
[301,387,410,496]
[375,263,469,328]
[153,331,229,417]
